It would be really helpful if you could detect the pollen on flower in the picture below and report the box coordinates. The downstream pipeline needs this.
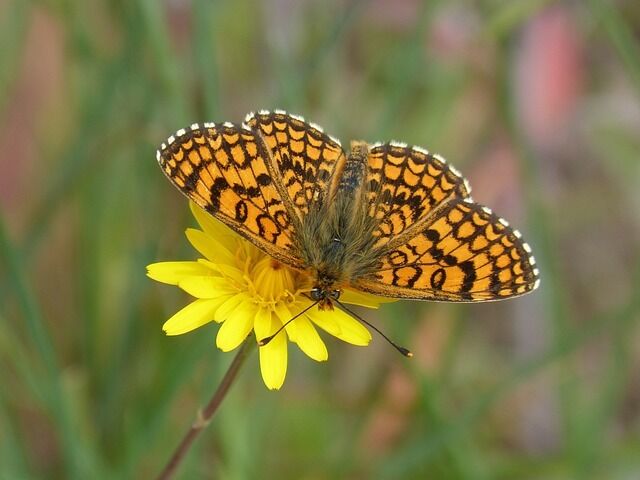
[147,201,388,390]
[247,255,299,307]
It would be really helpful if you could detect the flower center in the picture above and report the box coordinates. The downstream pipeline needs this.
[248,256,297,306]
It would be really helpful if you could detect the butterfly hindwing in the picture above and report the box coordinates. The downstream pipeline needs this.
[157,122,302,267]
[356,198,540,301]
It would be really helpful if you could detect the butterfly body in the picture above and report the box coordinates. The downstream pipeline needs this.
[298,140,381,307]
[157,110,539,307]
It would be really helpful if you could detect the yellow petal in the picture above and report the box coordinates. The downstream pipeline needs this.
[287,316,328,362]
[307,308,372,346]
[178,276,235,298]
[162,298,226,335]
[240,241,264,266]
[214,293,247,322]
[273,302,296,342]
[212,263,246,285]
[147,261,211,285]
[259,316,288,390]
[341,288,396,308]
[302,305,340,336]
[185,228,235,264]
[253,307,273,341]
[190,201,238,252]
[216,301,257,351]
[197,258,250,286]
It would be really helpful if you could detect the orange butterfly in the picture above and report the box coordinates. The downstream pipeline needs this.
[157,110,539,311]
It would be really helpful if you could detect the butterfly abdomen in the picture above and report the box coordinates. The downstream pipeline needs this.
[336,141,368,193]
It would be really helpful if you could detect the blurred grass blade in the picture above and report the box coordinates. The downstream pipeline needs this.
[274,0,367,108]
[192,0,220,118]
[380,285,640,477]
[485,0,555,38]
[0,314,48,405]
[590,0,640,95]
[0,218,59,399]
[0,394,31,479]
[0,215,95,478]
[138,0,188,124]
[0,0,29,115]
[120,334,213,477]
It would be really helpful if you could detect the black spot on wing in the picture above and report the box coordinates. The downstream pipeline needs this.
[208,178,228,213]
[430,268,446,289]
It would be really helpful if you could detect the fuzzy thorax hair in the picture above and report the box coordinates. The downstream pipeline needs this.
[298,140,381,290]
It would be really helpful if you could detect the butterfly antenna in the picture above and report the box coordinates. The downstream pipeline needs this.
[335,300,413,358]
[258,301,320,347]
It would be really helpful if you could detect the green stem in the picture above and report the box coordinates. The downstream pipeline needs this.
[156,339,255,480]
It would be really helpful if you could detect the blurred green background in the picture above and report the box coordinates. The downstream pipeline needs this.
[1,0,639,478]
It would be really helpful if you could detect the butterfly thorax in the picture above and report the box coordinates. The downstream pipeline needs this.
[299,140,380,309]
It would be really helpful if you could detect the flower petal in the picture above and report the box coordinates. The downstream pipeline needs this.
[212,263,246,285]
[185,228,235,265]
[287,316,328,362]
[341,288,396,308]
[178,276,236,298]
[303,306,340,336]
[273,302,296,342]
[216,301,257,351]
[214,293,247,322]
[162,298,226,335]
[307,308,372,346]
[147,261,211,285]
[259,315,288,390]
[253,307,273,341]
[190,201,238,252]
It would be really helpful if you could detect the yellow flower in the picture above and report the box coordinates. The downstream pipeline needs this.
[147,202,390,390]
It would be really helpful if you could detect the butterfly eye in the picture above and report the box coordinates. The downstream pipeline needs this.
[329,289,341,300]
[310,288,324,301]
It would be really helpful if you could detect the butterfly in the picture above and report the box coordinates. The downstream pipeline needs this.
[157,110,539,310]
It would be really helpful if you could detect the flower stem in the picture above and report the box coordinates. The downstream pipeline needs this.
[156,339,255,480]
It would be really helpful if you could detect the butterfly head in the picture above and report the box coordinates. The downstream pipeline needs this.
[309,285,341,311]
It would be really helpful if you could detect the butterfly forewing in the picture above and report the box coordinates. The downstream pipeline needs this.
[366,143,470,250]
[157,122,302,267]
[356,199,540,301]
[246,111,347,220]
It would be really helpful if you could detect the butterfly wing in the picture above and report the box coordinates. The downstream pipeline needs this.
[157,122,302,267]
[366,143,470,250]
[356,145,539,301]
[245,110,347,220]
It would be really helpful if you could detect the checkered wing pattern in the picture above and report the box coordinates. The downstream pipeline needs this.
[366,142,470,250]
[157,121,302,267]
[245,110,347,221]
[357,198,540,301]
